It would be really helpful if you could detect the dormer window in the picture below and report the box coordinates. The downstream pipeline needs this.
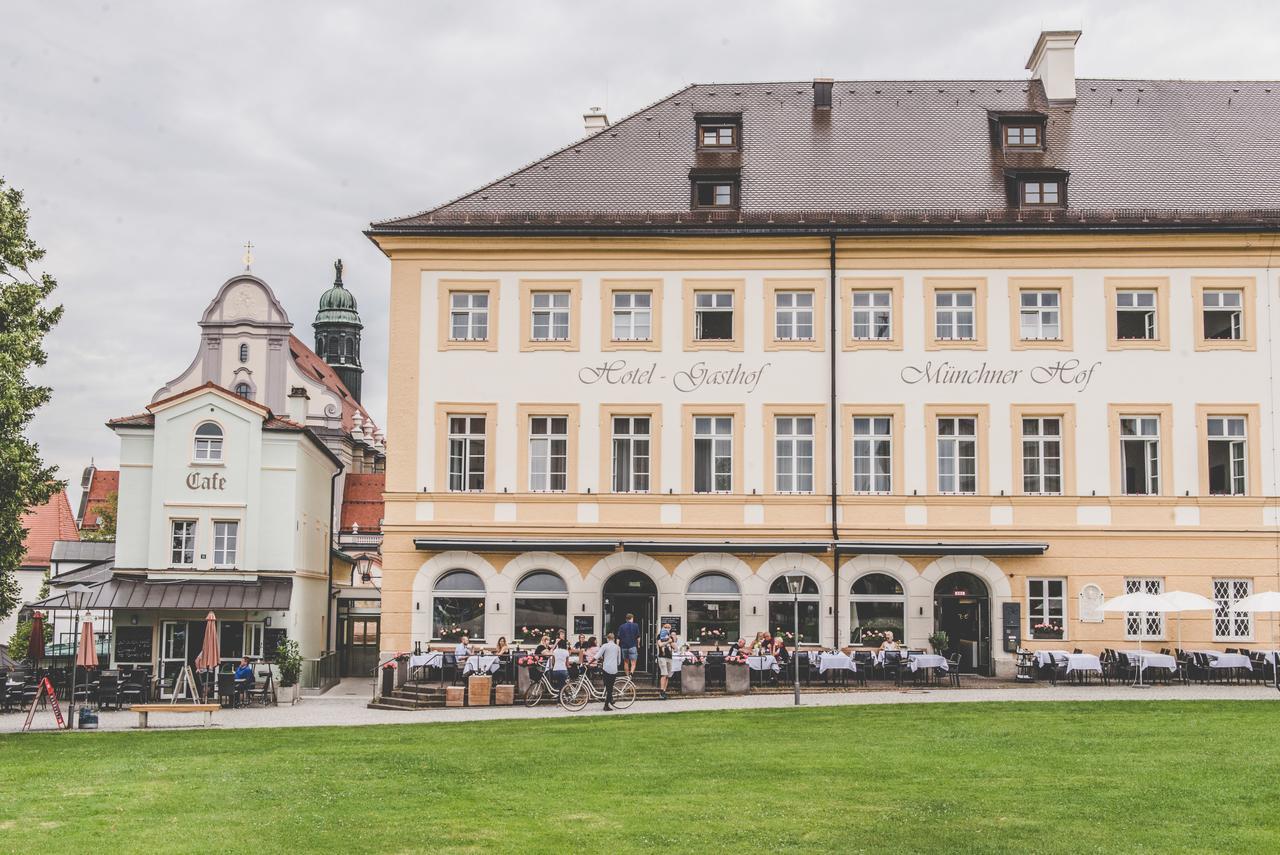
[1006,168,1068,209]
[1004,124,1040,148]
[1021,179,1063,207]
[693,180,736,209]
[990,112,1047,152]
[695,114,742,151]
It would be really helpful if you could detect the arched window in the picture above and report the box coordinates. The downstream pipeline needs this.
[234,382,251,399]
[432,570,485,641]
[238,343,249,363]
[850,573,906,646]
[513,571,568,643]
[193,422,223,461]
[344,338,356,358]
[767,574,821,644]
[687,572,740,645]
[327,338,342,361]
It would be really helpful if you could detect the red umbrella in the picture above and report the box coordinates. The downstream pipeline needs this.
[193,611,220,700]
[26,612,46,665]
[74,619,98,669]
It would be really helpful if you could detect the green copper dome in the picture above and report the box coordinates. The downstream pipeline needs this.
[315,259,362,326]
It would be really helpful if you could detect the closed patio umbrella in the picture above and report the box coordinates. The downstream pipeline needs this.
[1099,592,1178,687]
[1230,591,1280,691]
[193,611,220,701]
[1161,591,1218,654]
[26,611,46,668]
[74,619,98,669]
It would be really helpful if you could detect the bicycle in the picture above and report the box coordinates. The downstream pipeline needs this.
[523,665,571,708]
[558,667,636,711]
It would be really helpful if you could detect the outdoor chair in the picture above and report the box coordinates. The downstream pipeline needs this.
[120,673,147,705]
[946,653,962,687]
[705,652,726,689]
[882,651,904,685]
[246,668,275,706]
[440,653,459,685]
[96,673,121,711]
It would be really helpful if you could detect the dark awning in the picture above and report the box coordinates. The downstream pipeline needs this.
[835,541,1049,556]
[619,541,831,554]
[414,538,621,553]
[30,576,293,611]
[414,538,833,554]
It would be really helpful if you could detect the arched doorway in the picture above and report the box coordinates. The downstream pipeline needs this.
[933,572,991,675]
[603,570,657,672]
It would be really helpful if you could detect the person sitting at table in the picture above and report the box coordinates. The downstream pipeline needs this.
[878,631,902,656]
[233,657,255,706]
[455,635,472,661]
[750,631,767,654]
[493,637,509,656]
[772,634,790,664]
[548,643,571,689]
[534,635,551,657]
[583,636,599,665]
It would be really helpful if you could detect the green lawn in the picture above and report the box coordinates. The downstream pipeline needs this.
[1,701,1277,853]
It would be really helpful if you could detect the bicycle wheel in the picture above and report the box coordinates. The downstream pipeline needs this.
[524,680,544,707]
[559,678,591,711]
[611,678,637,710]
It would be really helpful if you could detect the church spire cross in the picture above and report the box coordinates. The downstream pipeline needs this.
[243,241,255,271]
[334,258,344,286]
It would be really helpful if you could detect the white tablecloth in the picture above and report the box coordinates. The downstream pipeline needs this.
[1064,653,1103,675]
[1198,651,1252,670]
[408,652,442,671]
[907,654,949,672]
[462,655,501,676]
[1124,651,1177,672]
[1034,650,1071,667]
[816,653,856,674]
[746,655,780,673]
[670,653,690,674]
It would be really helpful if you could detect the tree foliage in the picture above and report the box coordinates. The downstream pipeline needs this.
[0,178,65,619]
[80,490,118,542]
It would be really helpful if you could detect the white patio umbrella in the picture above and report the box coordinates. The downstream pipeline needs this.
[1231,591,1280,691]
[1099,592,1179,687]
[1161,591,1218,654]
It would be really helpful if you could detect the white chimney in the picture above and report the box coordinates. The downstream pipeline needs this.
[286,386,309,425]
[1026,30,1081,103]
[583,107,610,133]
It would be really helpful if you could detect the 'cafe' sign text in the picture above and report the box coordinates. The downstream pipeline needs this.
[186,471,227,491]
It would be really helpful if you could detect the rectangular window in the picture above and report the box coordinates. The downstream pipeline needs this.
[611,291,652,341]
[611,416,651,494]
[170,520,196,565]
[1202,289,1243,341]
[699,124,737,147]
[852,416,893,493]
[528,416,568,492]
[934,290,976,341]
[1021,180,1061,206]
[1125,577,1164,639]
[774,291,814,341]
[1021,417,1063,495]
[1019,290,1061,340]
[243,622,265,658]
[1116,290,1157,340]
[449,292,489,341]
[1213,578,1252,640]
[1120,416,1161,495]
[693,416,733,493]
[774,416,814,493]
[694,291,734,341]
[1207,416,1247,495]
[213,521,239,567]
[1027,578,1065,639]
[530,291,570,341]
[936,416,977,494]
[1004,124,1040,147]
[851,290,892,340]
[448,416,486,492]
[693,181,735,208]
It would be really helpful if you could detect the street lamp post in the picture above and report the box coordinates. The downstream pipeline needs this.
[65,585,91,730]
[786,574,804,706]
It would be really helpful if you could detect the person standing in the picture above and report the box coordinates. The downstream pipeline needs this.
[656,623,675,700]
[597,632,622,711]
[617,613,641,676]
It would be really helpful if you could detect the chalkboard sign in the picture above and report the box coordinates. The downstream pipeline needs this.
[264,629,288,661]
[659,615,682,635]
[114,626,153,664]
[572,615,595,636]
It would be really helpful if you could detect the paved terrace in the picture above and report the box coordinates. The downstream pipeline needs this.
[4,678,1276,733]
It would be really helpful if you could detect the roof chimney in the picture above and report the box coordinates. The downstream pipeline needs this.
[813,78,833,110]
[1026,30,1081,103]
[583,107,610,133]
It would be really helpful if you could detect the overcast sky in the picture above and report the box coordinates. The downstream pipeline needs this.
[4,0,1279,510]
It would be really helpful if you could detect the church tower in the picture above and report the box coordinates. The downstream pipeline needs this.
[313,259,364,403]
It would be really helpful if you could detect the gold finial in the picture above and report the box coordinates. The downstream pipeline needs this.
[243,241,255,271]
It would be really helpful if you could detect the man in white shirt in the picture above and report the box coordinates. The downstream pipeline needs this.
[454,636,472,670]
[596,633,622,711]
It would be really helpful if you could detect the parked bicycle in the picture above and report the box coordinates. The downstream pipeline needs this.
[558,668,636,711]
[523,664,570,708]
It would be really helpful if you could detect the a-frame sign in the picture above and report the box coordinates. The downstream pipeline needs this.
[21,677,68,732]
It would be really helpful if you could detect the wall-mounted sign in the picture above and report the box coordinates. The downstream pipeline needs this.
[579,359,771,394]
[659,615,682,635]
[186,471,227,490]
[573,615,595,636]
[900,359,1101,392]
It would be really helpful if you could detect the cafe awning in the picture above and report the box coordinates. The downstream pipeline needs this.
[30,576,293,611]
[835,540,1049,556]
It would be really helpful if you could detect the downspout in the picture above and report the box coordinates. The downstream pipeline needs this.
[326,468,342,668]
[829,232,840,649]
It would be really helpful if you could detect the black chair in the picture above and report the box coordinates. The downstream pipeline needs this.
[705,652,726,689]
[120,672,147,706]
[946,653,962,687]
[881,651,904,685]
[440,653,459,685]
[96,673,121,711]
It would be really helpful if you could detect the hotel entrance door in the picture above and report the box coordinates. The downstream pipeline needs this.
[603,570,656,673]
[933,573,992,675]
[339,616,381,676]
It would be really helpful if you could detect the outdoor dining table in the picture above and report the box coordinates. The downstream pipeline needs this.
[1123,651,1177,672]
[462,655,501,676]
[1064,653,1103,675]
[745,655,780,673]
[816,653,857,674]
[1196,651,1252,670]
[1033,650,1072,668]
[408,652,442,678]
[906,654,949,672]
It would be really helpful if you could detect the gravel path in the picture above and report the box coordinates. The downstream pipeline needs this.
[4,679,1276,734]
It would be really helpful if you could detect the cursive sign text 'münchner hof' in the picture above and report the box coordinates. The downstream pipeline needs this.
[900,359,1102,392]
[579,359,772,394]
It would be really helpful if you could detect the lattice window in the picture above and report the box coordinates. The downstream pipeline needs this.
[1213,578,1252,640]
[1124,577,1164,639]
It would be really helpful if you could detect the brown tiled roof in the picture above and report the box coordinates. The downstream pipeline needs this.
[371,79,1280,234]
[22,492,79,568]
[78,469,118,530]
[340,472,385,533]
[288,335,376,434]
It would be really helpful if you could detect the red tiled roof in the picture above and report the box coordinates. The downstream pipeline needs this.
[289,335,376,434]
[78,469,119,530]
[22,492,79,567]
[340,472,385,532]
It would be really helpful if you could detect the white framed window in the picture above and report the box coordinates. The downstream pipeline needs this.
[1116,290,1157,340]
[193,422,223,462]
[852,416,892,493]
[611,292,652,341]
[1027,578,1066,639]
[1019,290,1061,340]
[851,291,892,340]
[1202,290,1243,341]
[611,416,650,493]
[699,124,737,147]
[936,416,977,494]
[1120,416,1160,495]
[693,416,733,493]
[531,291,570,341]
[1021,180,1061,206]
[447,416,486,492]
[213,521,239,567]
[1213,578,1252,640]
[774,291,814,341]
[1021,417,1063,495]
[934,291,975,341]
[449,292,489,341]
[244,622,265,658]
[1124,577,1164,639]
[528,416,568,492]
[1207,416,1247,496]
[170,520,196,566]
[774,416,814,493]
[694,292,734,341]
[1004,124,1040,147]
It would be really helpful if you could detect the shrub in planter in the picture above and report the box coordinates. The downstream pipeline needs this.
[928,631,950,654]
[274,639,302,687]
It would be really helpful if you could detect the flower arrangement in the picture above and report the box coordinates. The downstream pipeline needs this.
[681,650,705,666]
[698,627,728,646]
[517,625,559,643]
[517,654,546,668]
[858,628,889,644]
[1032,622,1064,638]
[437,625,467,641]
[724,654,748,665]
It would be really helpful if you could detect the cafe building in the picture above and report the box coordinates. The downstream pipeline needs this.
[366,30,1280,676]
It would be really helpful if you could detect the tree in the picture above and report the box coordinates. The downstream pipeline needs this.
[7,611,53,663]
[0,178,64,620]
[80,490,118,542]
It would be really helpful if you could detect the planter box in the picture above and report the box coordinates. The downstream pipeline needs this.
[494,684,515,706]
[680,663,706,694]
[724,662,750,694]
[517,665,534,697]
[467,675,492,706]
[445,686,466,707]
[276,684,298,706]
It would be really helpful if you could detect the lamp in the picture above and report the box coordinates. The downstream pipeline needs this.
[65,584,91,730]
[785,574,804,706]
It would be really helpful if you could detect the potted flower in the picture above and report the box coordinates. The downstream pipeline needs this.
[516,654,545,696]
[858,628,887,647]
[928,631,950,655]
[698,626,726,651]
[437,625,467,642]
[679,649,706,694]
[274,639,303,705]
[1032,622,1064,640]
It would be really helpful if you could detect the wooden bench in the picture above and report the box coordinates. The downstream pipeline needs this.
[129,703,220,729]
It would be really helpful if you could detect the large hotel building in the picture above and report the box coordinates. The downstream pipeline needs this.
[368,31,1280,675]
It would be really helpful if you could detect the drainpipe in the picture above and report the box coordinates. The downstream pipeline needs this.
[326,468,342,670]
[829,233,840,648]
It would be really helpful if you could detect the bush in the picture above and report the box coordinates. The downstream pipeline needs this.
[7,616,53,663]
[274,639,302,687]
